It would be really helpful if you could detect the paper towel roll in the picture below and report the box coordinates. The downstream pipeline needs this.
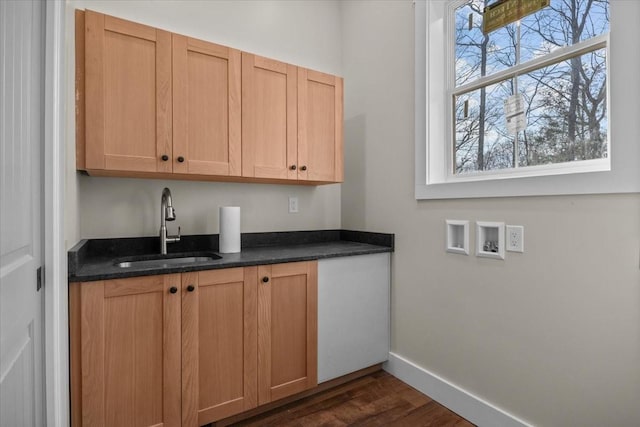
[219,207,241,253]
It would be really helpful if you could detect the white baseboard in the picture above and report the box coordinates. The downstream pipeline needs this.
[383,352,533,427]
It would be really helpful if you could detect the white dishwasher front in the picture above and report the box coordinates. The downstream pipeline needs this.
[317,252,390,383]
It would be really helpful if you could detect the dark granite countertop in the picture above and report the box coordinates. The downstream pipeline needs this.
[68,230,394,282]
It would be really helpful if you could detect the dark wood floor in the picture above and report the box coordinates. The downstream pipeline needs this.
[229,371,475,426]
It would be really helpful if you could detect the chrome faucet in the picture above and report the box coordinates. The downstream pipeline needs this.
[160,187,180,254]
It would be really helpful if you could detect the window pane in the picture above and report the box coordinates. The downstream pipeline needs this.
[454,80,514,173]
[454,48,607,174]
[520,0,609,63]
[455,0,609,84]
[518,48,608,167]
[455,1,517,86]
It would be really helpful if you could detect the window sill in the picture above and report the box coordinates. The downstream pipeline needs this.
[415,169,638,200]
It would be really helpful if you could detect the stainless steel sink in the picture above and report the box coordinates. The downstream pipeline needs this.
[114,252,222,269]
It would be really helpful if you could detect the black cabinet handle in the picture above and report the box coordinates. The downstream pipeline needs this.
[169,286,178,294]
[262,276,269,283]
[300,165,307,171]
[290,165,297,170]
[161,154,169,161]
[177,156,185,163]
[187,285,195,292]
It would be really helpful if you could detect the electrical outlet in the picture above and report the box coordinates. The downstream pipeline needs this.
[288,196,299,213]
[506,225,524,253]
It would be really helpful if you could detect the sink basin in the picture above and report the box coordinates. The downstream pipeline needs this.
[114,252,222,269]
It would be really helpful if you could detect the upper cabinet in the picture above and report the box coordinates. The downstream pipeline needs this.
[77,10,343,184]
[173,36,241,177]
[83,10,172,173]
[298,69,344,183]
[242,54,344,183]
[242,53,298,181]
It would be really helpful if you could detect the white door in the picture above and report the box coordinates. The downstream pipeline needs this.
[0,1,46,426]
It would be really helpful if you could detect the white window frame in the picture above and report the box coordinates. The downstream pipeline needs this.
[415,0,640,199]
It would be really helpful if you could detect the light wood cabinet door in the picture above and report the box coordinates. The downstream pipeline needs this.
[80,10,344,184]
[181,268,258,427]
[242,53,298,180]
[298,68,344,182]
[173,35,241,176]
[257,261,318,404]
[84,10,172,173]
[76,275,181,427]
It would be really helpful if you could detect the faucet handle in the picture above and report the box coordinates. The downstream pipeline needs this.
[167,226,181,243]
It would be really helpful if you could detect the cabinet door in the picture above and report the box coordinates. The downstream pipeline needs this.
[297,68,344,182]
[78,275,181,427]
[84,10,172,173]
[257,261,317,404]
[173,35,241,176]
[181,268,258,427]
[242,53,298,180]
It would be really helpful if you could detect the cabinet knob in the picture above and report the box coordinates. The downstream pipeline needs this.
[161,154,169,161]
[290,165,297,171]
[177,156,185,163]
[169,286,178,294]
[187,284,195,292]
[300,165,307,171]
[262,276,269,283]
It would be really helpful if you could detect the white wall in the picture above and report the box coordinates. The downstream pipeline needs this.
[341,1,640,426]
[65,0,342,242]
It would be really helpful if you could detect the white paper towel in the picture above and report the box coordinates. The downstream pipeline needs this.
[219,207,241,253]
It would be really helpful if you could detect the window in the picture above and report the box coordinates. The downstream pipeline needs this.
[454,0,608,175]
[415,0,640,199]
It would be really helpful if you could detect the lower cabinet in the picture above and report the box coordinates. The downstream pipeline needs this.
[181,267,258,426]
[69,261,318,427]
[70,274,182,427]
[257,262,318,404]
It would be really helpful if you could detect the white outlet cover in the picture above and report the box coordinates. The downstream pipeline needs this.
[288,196,299,213]
[506,225,524,253]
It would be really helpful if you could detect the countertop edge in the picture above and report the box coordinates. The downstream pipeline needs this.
[69,246,392,283]
[69,231,394,283]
